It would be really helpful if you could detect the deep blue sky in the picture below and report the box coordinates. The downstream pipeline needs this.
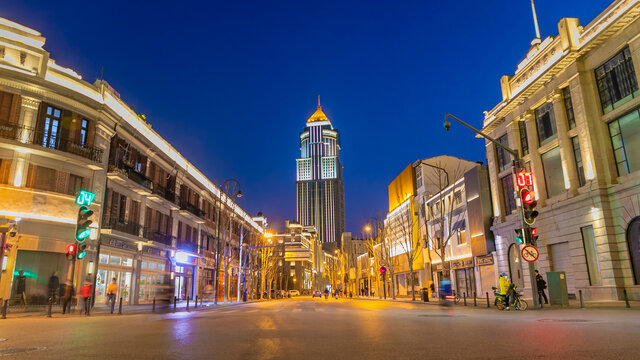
[3,1,605,232]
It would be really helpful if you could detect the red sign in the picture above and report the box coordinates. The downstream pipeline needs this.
[521,245,539,263]
[379,266,387,274]
[517,171,534,188]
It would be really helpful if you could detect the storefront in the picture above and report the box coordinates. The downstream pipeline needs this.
[10,249,70,305]
[173,251,198,300]
[138,248,170,304]
[96,248,135,305]
[452,258,475,297]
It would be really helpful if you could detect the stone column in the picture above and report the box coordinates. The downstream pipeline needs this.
[10,97,40,187]
[523,111,547,206]
[551,91,579,196]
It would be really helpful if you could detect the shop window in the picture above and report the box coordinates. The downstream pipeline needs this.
[581,225,601,286]
[541,147,566,198]
[535,102,557,146]
[157,263,165,271]
[609,109,640,176]
[99,254,109,264]
[148,262,157,270]
[110,255,121,265]
[122,258,133,267]
[141,261,147,269]
[595,47,639,114]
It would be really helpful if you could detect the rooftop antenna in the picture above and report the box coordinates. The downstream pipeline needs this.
[317,95,321,108]
[530,0,541,41]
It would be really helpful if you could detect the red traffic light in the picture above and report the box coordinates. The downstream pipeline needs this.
[66,244,76,254]
[531,227,538,236]
[522,190,536,204]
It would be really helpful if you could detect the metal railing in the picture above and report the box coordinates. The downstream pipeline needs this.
[151,183,176,203]
[0,122,103,163]
[144,229,175,246]
[178,198,205,218]
[108,162,153,190]
[102,215,143,237]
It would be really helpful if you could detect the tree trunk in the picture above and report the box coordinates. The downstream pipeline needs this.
[409,261,415,301]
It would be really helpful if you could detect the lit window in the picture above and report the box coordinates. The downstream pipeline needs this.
[80,119,88,146]
[518,121,529,156]
[595,47,639,114]
[562,87,576,129]
[571,137,586,187]
[535,102,557,146]
[609,109,640,176]
[541,147,565,198]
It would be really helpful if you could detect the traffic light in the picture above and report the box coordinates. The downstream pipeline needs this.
[77,242,87,259]
[520,189,539,225]
[66,243,76,260]
[530,227,539,245]
[76,206,94,241]
[515,228,525,244]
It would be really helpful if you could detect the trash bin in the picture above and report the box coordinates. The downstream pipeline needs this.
[422,288,429,302]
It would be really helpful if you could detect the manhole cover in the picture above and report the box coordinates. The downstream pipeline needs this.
[537,319,593,323]
[0,347,46,356]
[419,314,465,318]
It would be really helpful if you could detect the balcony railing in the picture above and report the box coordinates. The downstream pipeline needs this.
[0,122,103,163]
[151,183,176,203]
[108,162,153,190]
[102,215,142,237]
[178,198,205,218]
[144,229,175,247]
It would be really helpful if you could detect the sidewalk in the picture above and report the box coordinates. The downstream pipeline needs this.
[352,295,640,311]
[1,298,263,319]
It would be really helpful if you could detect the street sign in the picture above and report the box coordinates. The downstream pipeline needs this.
[379,266,386,274]
[379,259,387,267]
[521,245,539,263]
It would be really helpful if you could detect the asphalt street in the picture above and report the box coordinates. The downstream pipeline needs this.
[1,297,640,359]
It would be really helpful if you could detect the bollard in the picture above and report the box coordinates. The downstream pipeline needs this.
[186,296,190,312]
[118,297,123,315]
[473,292,477,307]
[195,296,198,309]
[463,292,467,306]
[579,290,584,309]
[2,299,7,319]
[174,296,177,312]
[623,289,631,308]
[152,298,156,313]
[48,296,52,318]
[486,292,490,308]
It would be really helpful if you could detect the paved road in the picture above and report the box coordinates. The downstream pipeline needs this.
[1,297,640,359]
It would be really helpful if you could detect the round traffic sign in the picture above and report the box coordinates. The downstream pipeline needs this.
[379,259,387,267]
[379,266,387,274]
[521,245,539,263]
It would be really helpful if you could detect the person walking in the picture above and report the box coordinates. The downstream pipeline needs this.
[15,270,27,305]
[535,270,549,306]
[60,281,74,314]
[80,280,92,316]
[106,277,118,314]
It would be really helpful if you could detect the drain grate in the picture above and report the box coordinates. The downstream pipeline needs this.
[537,319,593,323]
[0,347,46,356]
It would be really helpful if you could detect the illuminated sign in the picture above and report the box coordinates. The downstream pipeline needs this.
[516,171,534,188]
[75,190,96,206]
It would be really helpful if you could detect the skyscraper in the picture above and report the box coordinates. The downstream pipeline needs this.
[296,98,345,244]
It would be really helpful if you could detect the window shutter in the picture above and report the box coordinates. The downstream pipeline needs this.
[0,159,11,184]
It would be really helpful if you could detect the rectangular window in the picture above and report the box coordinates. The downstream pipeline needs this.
[541,147,566,198]
[581,225,601,285]
[110,255,121,265]
[118,195,127,222]
[42,106,62,149]
[518,121,529,156]
[562,87,576,129]
[67,174,83,196]
[535,102,557,146]
[122,258,133,267]
[99,254,109,264]
[80,119,88,146]
[33,166,57,192]
[496,134,512,172]
[595,47,639,114]
[0,159,11,184]
[500,175,516,215]
[571,137,586,187]
[609,109,640,176]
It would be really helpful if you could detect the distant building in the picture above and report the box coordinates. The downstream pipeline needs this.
[295,99,345,244]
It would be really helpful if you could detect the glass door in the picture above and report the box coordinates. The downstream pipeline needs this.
[120,272,132,304]
[42,106,62,149]
[96,270,108,304]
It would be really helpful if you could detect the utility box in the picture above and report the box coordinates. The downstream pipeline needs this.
[547,271,569,306]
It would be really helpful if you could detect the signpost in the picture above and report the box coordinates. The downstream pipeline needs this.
[379,266,387,299]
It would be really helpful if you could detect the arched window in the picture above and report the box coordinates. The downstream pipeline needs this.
[508,243,524,289]
[626,217,640,284]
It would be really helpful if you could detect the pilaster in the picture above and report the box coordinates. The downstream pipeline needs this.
[551,91,579,196]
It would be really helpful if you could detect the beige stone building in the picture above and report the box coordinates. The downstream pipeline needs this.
[0,17,265,306]
[482,0,640,301]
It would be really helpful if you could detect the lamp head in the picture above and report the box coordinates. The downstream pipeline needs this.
[444,118,451,131]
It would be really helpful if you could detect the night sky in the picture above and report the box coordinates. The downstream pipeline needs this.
[2,1,605,232]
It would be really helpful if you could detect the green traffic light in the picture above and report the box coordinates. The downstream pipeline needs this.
[76,228,91,241]
[77,251,86,259]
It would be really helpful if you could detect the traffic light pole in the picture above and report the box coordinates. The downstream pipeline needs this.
[444,114,539,308]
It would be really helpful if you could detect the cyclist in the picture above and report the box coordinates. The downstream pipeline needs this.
[498,273,512,310]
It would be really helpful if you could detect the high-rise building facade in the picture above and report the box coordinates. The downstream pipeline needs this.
[296,100,345,244]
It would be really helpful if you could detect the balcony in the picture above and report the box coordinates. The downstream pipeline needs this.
[102,215,142,237]
[144,228,175,247]
[148,183,179,210]
[0,122,103,163]
[178,198,205,223]
[107,162,153,195]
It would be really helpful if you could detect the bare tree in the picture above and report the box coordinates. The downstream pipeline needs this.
[388,200,422,301]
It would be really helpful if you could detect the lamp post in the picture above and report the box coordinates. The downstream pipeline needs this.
[214,179,242,305]
[365,217,382,298]
[444,113,539,308]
